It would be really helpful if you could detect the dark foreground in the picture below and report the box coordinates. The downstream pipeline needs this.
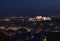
[0,32,60,41]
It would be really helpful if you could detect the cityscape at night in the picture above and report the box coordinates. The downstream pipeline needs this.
[0,0,60,41]
[0,16,60,41]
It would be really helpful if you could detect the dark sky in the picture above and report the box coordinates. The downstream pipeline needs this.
[0,0,60,16]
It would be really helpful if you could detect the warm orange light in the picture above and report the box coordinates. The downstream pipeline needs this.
[44,36,47,41]
[36,16,42,20]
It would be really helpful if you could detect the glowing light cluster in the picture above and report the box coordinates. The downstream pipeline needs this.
[36,16,42,20]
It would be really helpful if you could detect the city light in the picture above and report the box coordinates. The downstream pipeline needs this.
[0,16,60,41]
[4,18,10,21]
[42,17,51,20]
[36,16,42,20]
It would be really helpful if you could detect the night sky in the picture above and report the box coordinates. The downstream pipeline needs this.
[0,0,60,16]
